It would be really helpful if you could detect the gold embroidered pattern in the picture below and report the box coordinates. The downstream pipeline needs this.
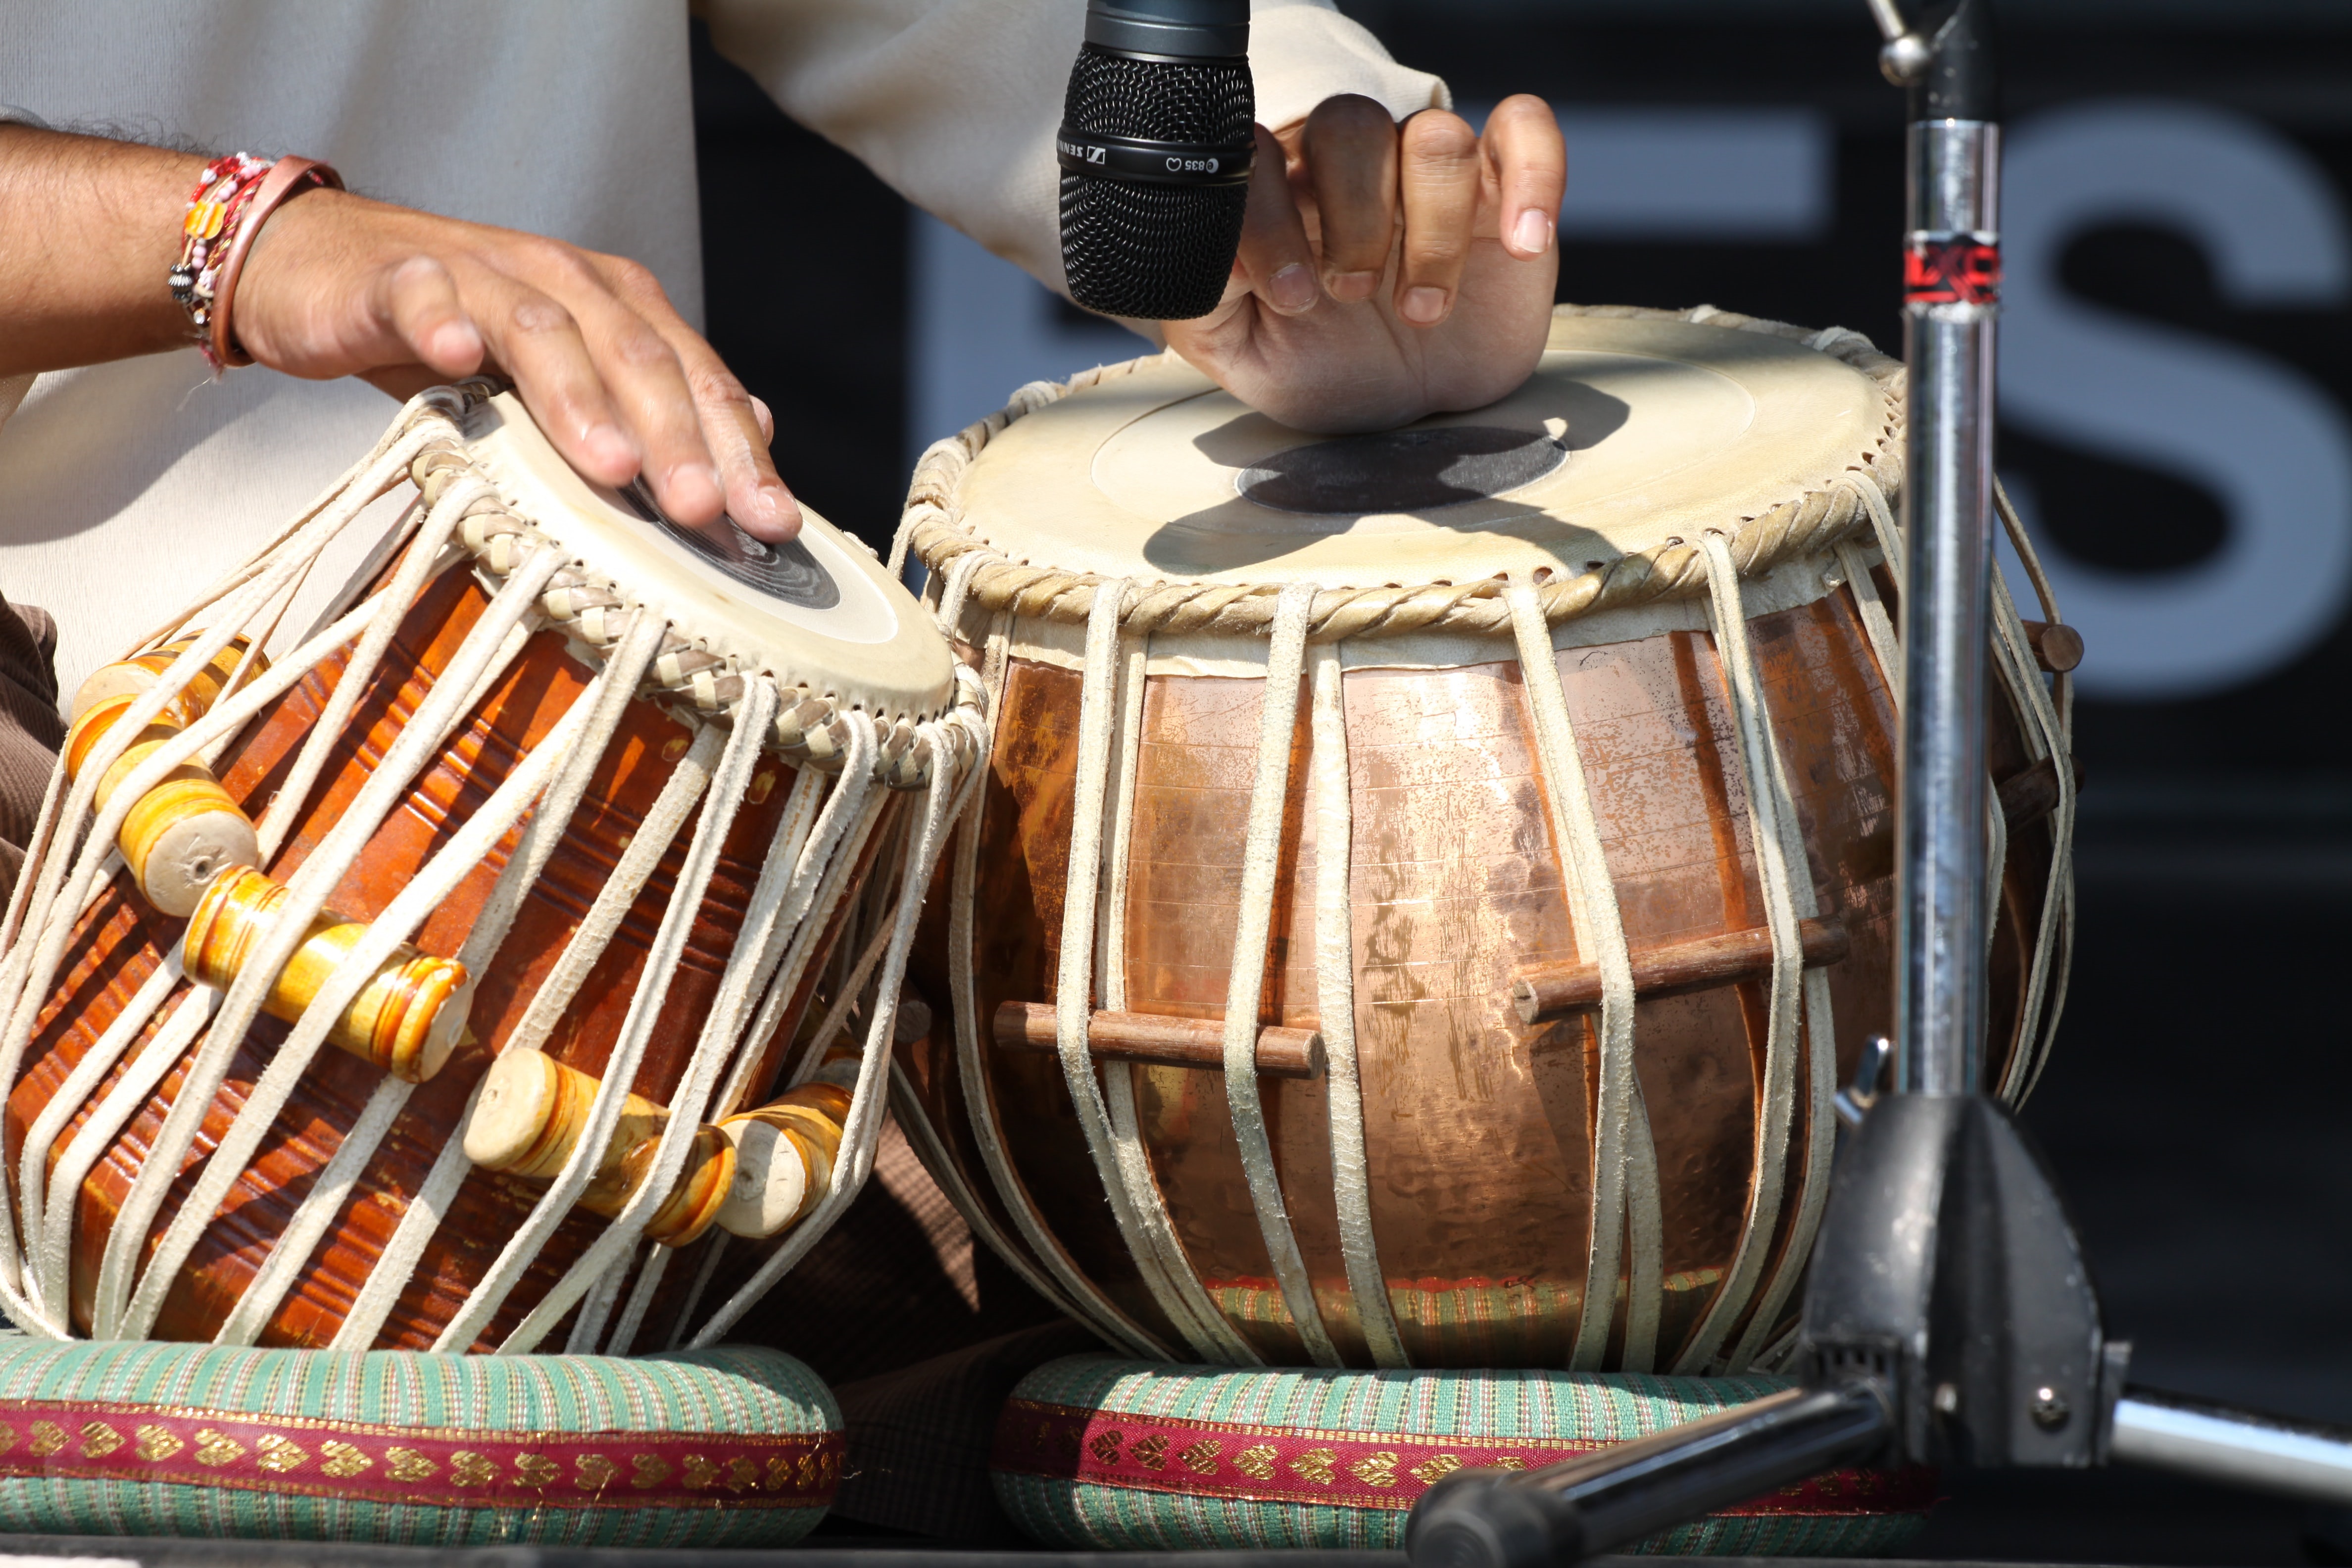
[0,1424,17,1455]
[798,1451,824,1489]
[320,1440,371,1478]
[1177,1439,1222,1475]
[1128,1434,1170,1470]
[681,1455,720,1490]
[1233,1443,1277,1481]
[1410,1454,1463,1485]
[385,1447,438,1482]
[135,1425,183,1462]
[726,1457,761,1492]
[27,1421,66,1458]
[192,1428,243,1467]
[1493,1457,1527,1471]
[449,1451,498,1488]
[79,1421,124,1459]
[1088,1429,1124,1466]
[632,1454,673,1489]
[1350,1450,1400,1488]
[513,1453,560,1489]
[1293,1447,1337,1486]
[575,1454,618,1491]
[255,1434,309,1473]
[765,1455,797,1492]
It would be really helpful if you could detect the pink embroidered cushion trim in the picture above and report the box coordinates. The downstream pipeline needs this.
[0,1398,841,1511]
[993,1396,1936,1517]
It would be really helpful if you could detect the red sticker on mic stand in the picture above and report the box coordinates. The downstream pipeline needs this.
[1905,237,2002,306]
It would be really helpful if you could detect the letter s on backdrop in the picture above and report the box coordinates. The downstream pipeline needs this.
[2001,100,2352,700]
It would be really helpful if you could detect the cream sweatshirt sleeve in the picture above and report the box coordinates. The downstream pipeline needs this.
[696,0,1448,295]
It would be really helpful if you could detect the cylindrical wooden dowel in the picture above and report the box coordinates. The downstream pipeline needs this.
[183,867,470,1083]
[992,1003,1325,1079]
[714,1081,852,1239]
[1996,755,2084,829]
[1512,917,1851,1026]
[463,1050,735,1248]
[64,694,260,919]
[2018,619,2085,674]
[69,634,268,727]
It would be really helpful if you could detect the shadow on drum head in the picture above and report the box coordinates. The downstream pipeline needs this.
[1138,384,1630,574]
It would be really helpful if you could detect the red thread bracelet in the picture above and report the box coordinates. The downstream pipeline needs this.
[168,153,343,373]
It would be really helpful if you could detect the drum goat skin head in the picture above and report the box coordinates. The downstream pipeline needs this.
[893,306,2076,1374]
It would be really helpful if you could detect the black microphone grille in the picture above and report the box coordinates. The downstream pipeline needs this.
[1060,176,1249,321]
[1064,46,1253,145]
[1059,44,1254,321]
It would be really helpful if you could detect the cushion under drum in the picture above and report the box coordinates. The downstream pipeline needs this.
[993,1355,1933,1554]
[0,1337,838,1546]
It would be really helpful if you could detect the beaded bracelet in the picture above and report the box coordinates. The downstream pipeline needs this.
[169,151,343,373]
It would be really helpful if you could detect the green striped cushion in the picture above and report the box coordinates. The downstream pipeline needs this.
[994,1355,1931,1555]
[0,1337,838,1547]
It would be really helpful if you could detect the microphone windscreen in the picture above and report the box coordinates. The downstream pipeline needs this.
[1059,46,1254,321]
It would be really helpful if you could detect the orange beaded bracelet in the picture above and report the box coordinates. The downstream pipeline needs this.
[168,151,342,373]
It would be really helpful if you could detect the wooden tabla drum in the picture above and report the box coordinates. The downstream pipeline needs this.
[0,382,977,1355]
[894,305,2077,1375]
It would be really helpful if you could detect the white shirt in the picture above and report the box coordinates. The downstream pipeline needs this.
[0,0,1443,693]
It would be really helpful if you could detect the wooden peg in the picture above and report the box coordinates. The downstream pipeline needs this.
[69,634,268,726]
[463,1050,735,1248]
[1995,755,2082,828]
[2018,619,2085,674]
[182,867,470,1083]
[1512,917,1851,1026]
[992,1002,1326,1079]
[713,1080,853,1238]
[64,693,260,918]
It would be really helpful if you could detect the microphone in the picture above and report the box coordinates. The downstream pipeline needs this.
[1057,0,1255,321]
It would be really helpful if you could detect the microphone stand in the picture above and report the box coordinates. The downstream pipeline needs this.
[1403,4,2352,1563]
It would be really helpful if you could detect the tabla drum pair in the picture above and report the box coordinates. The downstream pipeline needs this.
[895,304,2077,1377]
[0,381,976,1355]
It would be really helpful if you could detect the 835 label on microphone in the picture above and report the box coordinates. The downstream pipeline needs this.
[1055,131,1254,186]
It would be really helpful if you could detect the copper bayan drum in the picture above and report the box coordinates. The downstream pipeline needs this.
[894,305,2078,1375]
[0,382,979,1354]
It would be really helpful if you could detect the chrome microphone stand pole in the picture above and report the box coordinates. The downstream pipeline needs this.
[1888,0,1996,1104]
[1401,6,2352,1563]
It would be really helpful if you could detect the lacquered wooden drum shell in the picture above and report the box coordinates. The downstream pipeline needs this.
[8,565,875,1349]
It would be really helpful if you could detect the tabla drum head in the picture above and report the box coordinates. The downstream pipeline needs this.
[463,391,955,724]
[956,311,1895,588]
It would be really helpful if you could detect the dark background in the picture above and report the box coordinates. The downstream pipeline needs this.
[692,4,2352,1559]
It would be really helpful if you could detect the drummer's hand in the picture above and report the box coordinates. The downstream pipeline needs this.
[1159,95,1562,434]
[234,190,798,540]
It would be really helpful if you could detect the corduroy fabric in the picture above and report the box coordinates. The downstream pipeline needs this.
[0,1337,838,1546]
[993,1355,1932,1555]
[0,592,59,905]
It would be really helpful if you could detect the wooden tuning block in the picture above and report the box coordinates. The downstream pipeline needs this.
[463,1051,863,1246]
[712,1080,853,1239]
[69,634,268,726]
[63,635,268,918]
[465,1051,736,1248]
[183,867,470,1083]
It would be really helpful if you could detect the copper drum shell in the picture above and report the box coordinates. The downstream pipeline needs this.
[7,563,893,1350]
[901,566,2053,1369]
